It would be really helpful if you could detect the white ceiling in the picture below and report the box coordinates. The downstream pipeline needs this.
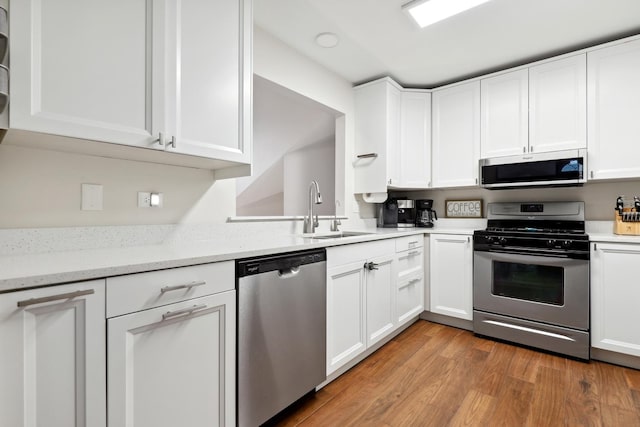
[254,0,640,88]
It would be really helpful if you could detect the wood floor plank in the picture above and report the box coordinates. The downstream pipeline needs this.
[273,321,640,427]
[448,389,497,427]
[564,359,602,427]
[489,376,535,427]
[596,361,637,412]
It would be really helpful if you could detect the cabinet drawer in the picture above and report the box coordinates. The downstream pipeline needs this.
[327,239,395,269]
[395,235,424,252]
[396,246,424,278]
[397,272,424,324]
[106,261,234,317]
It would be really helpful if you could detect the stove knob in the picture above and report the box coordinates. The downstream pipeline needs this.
[497,237,507,246]
[486,236,495,244]
[561,240,572,249]
[547,239,558,248]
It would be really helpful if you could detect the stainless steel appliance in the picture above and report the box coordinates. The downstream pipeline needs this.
[237,249,327,427]
[415,199,437,228]
[397,199,416,228]
[473,201,590,360]
[480,149,586,189]
[377,198,398,228]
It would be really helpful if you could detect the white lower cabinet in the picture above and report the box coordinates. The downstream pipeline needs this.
[395,237,425,326]
[591,242,640,357]
[326,239,396,375]
[429,233,473,320]
[0,280,106,427]
[107,263,235,427]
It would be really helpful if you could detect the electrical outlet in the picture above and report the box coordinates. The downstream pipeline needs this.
[137,191,151,208]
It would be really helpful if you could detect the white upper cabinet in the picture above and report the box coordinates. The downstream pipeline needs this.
[587,38,640,180]
[529,54,587,153]
[432,81,481,188]
[354,78,401,194]
[480,69,529,159]
[163,0,252,166]
[480,55,586,159]
[354,78,431,193]
[398,90,432,189]
[10,0,159,149]
[10,0,251,172]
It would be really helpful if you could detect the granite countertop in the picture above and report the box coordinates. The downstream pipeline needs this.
[0,226,479,293]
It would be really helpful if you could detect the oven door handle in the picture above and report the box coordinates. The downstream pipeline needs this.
[474,249,589,265]
[476,247,588,260]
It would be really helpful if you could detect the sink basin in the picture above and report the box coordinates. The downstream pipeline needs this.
[308,231,374,240]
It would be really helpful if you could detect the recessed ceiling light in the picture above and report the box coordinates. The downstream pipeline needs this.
[403,0,492,28]
[315,32,340,48]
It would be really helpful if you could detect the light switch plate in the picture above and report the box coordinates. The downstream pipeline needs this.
[81,184,103,211]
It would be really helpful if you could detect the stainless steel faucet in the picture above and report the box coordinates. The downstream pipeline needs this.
[303,180,322,233]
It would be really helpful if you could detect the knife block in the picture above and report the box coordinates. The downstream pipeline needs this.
[614,210,640,235]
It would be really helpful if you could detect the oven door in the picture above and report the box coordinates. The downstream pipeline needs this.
[473,250,589,330]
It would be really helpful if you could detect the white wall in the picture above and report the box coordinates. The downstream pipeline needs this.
[253,26,363,218]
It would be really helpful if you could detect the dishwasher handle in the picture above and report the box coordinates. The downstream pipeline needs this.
[278,266,300,279]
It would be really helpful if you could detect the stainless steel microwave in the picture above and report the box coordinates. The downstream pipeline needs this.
[480,149,586,189]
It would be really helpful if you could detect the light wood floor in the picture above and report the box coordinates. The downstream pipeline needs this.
[270,320,640,427]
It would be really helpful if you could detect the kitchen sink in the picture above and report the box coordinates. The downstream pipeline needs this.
[308,231,374,239]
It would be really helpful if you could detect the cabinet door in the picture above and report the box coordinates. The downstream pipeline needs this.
[327,261,367,375]
[10,0,162,149]
[354,79,401,193]
[396,247,424,326]
[165,0,251,165]
[398,90,431,189]
[108,291,236,427]
[366,253,396,347]
[587,39,640,180]
[480,69,529,158]
[432,81,481,188]
[591,243,640,357]
[0,281,106,427]
[429,234,473,320]
[529,55,587,153]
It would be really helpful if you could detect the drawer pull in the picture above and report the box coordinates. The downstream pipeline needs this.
[162,304,208,320]
[408,241,419,246]
[356,153,378,159]
[17,289,95,308]
[160,280,206,293]
[408,250,421,257]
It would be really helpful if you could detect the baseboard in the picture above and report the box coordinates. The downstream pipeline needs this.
[591,348,640,370]
[419,311,473,331]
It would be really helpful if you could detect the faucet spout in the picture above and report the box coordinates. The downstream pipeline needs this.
[304,180,322,233]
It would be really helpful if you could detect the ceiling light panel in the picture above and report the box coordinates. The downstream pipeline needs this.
[404,0,492,28]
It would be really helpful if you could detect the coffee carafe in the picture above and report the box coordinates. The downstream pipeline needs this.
[415,199,437,228]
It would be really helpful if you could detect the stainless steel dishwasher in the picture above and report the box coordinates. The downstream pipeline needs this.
[236,249,326,427]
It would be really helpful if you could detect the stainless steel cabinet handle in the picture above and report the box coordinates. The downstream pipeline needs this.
[155,132,164,146]
[356,153,378,159]
[467,236,471,243]
[523,146,526,153]
[475,178,478,184]
[408,241,419,246]
[408,250,421,256]
[17,289,95,308]
[590,171,594,179]
[530,146,534,152]
[166,135,177,149]
[364,262,379,271]
[160,280,206,293]
[162,304,208,320]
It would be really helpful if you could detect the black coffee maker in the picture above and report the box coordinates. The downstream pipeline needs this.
[415,199,437,228]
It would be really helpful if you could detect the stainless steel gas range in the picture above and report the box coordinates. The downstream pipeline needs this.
[473,201,590,360]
